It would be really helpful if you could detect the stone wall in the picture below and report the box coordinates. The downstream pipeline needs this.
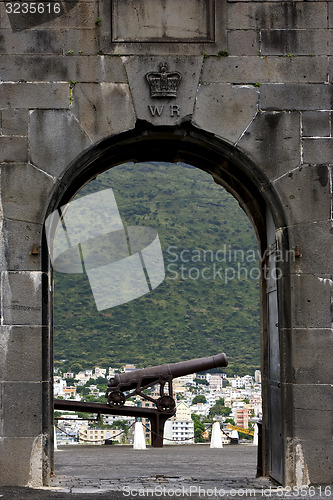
[0,0,332,487]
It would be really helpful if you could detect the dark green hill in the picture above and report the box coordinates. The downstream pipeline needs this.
[54,162,261,376]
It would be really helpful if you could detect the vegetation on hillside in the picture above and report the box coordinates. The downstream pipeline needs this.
[54,162,261,376]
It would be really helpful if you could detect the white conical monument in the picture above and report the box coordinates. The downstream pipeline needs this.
[133,421,146,450]
[210,421,223,448]
[163,420,173,445]
[230,429,239,444]
[253,423,259,446]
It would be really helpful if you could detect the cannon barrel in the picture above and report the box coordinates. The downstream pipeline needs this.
[108,353,228,392]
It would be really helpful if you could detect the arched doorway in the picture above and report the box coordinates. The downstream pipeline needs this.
[45,123,291,485]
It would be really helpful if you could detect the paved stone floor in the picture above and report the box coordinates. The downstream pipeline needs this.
[0,445,331,499]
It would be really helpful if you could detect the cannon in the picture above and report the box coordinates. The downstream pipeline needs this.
[105,352,228,412]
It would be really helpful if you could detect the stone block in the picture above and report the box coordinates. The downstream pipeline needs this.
[111,0,214,43]
[227,2,327,30]
[238,111,301,181]
[290,274,332,329]
[302,111,331,138]
[2,271,43,326]
[287,221,333,276]
[0,55,127,84]
[293,384,332,412]
[201,56,328,84]
[0,163,56,223]
[260,84,332,111]
[302,439,333,486]
[50,1,97,29]
[1,1,97,30]
[2,219,42,271]
[71,83,136,142]
[64,29,99,56]
[272,165,331,225]
[2,382,43,436]
[303,139,333,165]
[102,56,128,83]
[0,30,64,55]
[30,110,92,178]
[261,30,331,56]
[294,409,332,441]
[227,30,259,56]
[0,83,68,109]
[102,0,226,56]
[0,136,28,162]
[0,326,43,381]
[1,109,28,136]
[290,328,333,385]
[193,83,258,144]
[0,437,37,486]
[124,56,202,126]
[330,2,333,29]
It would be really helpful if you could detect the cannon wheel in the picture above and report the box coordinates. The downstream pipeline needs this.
[108,390,126,407]
[156,396,175,412]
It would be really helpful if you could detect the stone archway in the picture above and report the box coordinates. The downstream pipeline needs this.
[1,1,332,485]
[45,123,291,486]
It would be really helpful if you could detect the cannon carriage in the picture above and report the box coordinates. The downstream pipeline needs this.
[105,352,228,412]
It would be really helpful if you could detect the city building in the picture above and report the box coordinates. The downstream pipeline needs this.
[164,402,194,445]
[79,426,124,444]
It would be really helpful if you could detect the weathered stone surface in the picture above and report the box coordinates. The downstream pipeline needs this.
[228,2,327,30]
[294,384,332,412]
[193,83,258,144]
[260,84,332,111]
[2,219,42,271]
[261,30,331,56]
[124,56,202,126]
[302,439,333,486]
[0,1,97,30]
[290,274,332,329]
[0,437,37,486]
[303,139,333,165]
[201,56,328,84]
[0,137,28,162]
[272,165,331,225]
[0,30,63,55]
[329,2,333,29]
[111,0,214,43]
[294,409,332,441]
[64,29,98,56]
[302,111,331,138]
[227,30,259,56]
[2,382,43,437]
[71,83,136,142]
[287,221,333,276]
[30,110,92,178]
[238,111,301,180]
[2,272,43,326]
[1,109,28,136]
[0,0,332,490]
[0,326,43,381]
[291,328,333,386]
[0,163,56,223]
[0,83,68,109]
[0,55,127,83]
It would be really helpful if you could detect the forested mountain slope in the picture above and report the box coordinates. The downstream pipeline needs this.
[54,162,261,376]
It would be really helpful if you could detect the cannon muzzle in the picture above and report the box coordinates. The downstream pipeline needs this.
[108,352,228,393]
